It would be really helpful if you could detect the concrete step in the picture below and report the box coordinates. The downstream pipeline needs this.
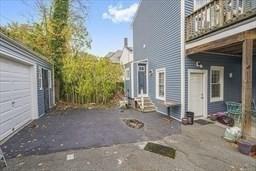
[137,102,154,106]
[135,97,151,101]
[134,96,156,113]
[142,107,156,113]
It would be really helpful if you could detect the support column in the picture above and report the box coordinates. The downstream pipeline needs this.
[241,39,253,138]
[219,0,224,27]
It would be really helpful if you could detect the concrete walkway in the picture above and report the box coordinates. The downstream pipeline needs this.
[1,108,180,159]
[3,123,256,171]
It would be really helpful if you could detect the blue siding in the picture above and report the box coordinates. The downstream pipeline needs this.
[185,53,256,115]
[185,54,256,115]
[185,0,193,16]
[133,0,182,119]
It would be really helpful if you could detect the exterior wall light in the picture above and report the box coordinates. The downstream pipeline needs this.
[149,69,153,76]
[229,73,233,78]
[196,61,203,68]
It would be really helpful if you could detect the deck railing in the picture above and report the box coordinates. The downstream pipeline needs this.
[186,0,256,42]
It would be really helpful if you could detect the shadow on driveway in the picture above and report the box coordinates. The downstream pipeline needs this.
[1,108,180,159]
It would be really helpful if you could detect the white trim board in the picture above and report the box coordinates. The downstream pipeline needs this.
[133,58,148,64]
[188,69,208,119]
[180,0,186,119]
[131,62,134,98]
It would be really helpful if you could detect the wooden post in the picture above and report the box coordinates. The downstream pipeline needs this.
[241,39,253,138]
[219,0,224,26]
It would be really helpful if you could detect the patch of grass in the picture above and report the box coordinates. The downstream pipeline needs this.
[144,142,176,159]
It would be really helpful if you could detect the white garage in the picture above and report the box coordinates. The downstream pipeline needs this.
[0,57,34,141]
[0,32,54,142]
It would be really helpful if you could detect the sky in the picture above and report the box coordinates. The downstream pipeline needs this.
[0,0,138,56]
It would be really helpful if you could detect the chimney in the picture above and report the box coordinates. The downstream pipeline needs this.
[124,38,128,48]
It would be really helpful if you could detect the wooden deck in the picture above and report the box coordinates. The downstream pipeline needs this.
[186,0,256,42]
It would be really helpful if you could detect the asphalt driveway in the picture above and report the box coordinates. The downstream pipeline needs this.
[1,108,180,159]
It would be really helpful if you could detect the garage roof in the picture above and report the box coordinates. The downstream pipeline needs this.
[0,31,51,65]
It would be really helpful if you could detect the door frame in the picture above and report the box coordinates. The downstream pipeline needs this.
[42,68,50,113]
[137,63,148,97]
[188,69,208,118]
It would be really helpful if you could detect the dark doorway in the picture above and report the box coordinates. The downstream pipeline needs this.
[42,69,49,113]
[138,63,147,95]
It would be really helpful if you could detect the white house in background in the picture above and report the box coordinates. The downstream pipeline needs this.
[120,38,133,65]
[121,38,134,99]
[105,50,123,64]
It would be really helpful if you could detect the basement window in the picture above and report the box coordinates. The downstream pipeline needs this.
[210,66,224,102]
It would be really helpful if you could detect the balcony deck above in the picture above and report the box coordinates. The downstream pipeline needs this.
[186,0,256,43]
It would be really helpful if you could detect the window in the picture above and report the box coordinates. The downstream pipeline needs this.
[210,66,224,102]
[156,68,166,100]
[125,68,130,80]
[138,66,145,71]
[39,66,43,90]
[48,70,52,89]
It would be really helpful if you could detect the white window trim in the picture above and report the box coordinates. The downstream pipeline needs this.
[125,68,130,80]
[39,66,43,90]
[48,70,52,89]
[210,66,224,102]
[155,68,166,101]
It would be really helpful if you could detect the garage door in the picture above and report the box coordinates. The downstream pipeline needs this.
[0,57,32,141]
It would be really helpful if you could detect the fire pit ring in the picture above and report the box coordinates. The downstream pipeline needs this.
[122,119,144,129]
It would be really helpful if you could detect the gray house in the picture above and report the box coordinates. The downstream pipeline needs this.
[125,0,256,135]
[0,32,54,141]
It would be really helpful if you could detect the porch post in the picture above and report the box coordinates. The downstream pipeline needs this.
[241,39,253,137]
[219,0,224,27]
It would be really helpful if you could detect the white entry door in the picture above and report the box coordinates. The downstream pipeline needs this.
[189,72,206,117]
[0,57,33,141]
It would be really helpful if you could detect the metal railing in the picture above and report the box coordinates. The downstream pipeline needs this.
[186,0,256,42]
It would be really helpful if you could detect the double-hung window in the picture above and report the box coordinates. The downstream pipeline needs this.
[48,70,52,89]
[125,68,130,80]
[39,66,43,90]
[156,68,166,101]
[210,66,224,102]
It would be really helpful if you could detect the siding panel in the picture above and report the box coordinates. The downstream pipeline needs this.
[185,53,244,114]
[133,0,181,119]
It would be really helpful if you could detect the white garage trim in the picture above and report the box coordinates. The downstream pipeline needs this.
[0,51,39,141]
